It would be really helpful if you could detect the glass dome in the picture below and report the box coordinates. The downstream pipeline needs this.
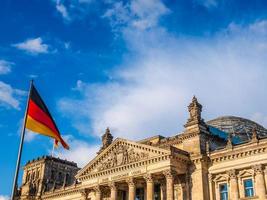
[207,116,267,141]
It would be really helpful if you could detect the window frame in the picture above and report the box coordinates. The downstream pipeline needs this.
[219,182,228,200]
[243,178,254,197]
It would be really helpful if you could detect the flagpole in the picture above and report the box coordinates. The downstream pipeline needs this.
[51,141,55,157]
[11,80,33,200]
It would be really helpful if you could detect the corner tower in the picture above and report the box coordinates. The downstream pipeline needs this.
[19,156,79,200]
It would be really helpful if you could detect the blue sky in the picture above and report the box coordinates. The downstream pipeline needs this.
[1,0,267,197]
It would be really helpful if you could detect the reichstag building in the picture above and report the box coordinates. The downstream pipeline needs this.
[17,97,267,200]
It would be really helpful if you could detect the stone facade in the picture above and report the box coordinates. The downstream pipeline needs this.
[17,97,267,200]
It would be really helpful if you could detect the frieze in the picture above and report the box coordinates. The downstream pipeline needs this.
[111,173,129,180]
[97,145,149,171]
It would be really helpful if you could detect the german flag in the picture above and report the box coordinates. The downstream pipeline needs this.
[25,84,69,149]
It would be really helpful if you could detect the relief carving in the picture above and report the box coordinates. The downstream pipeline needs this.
[98,145,149,171]
[253,164,263,174]
[227,169,237,179]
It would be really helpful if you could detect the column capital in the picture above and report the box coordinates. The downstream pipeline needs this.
[208,173,213,182]
[163,169,175,179]
[127,177,135,187]
[80,189,89,200]
[94,185,101,193]
[144,173,154,183]
[253,164,263,174]
[227,169,237,179]
[109,182,117,190]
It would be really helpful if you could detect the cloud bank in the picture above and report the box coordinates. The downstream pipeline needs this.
[59,1,267,142]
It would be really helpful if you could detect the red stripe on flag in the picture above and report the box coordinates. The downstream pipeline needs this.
[28,99,60,137]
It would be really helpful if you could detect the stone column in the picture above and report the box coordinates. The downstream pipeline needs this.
[144,174,154,200]
[80,189,89,200]
[110,182,117,200]
[127,177,136,200]
[208,174,214,200]
[227,169,239,200]
[253,164,266,200]
[163,170,175,200]
[94,186,101,200]
[160,183,166,200]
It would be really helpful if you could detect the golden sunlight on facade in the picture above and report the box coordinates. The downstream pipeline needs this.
[17,97,267,200]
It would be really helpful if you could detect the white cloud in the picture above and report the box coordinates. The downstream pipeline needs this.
[103,0,169,30]
[25,130,38,142]
[56,1,70,21]
[13,37,49,54]
[54,135,100,167]
[59,19,267,141]
[0,195,9,200]
[0,81,26,110]
[0,60,12,75]
[52,0,94,22]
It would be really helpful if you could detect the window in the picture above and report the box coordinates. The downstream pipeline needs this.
[219,183,228,200]
[244,179,254,197]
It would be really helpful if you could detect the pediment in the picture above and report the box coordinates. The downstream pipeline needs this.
[76,138,171,178]
[238,169,253,178]
[213,174,228,182]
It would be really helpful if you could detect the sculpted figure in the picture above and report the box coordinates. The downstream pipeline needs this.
[111,152,117,167]
[122,147,129,165]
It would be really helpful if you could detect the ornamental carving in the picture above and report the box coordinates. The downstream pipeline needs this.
[80,189,89,200]
[98,145,149,171]
[109,182,117,190]
[163,169,175,179]
[253,164,263,174]
[227,169,236,179]
[127,177,135,187]
[144,173,153,183]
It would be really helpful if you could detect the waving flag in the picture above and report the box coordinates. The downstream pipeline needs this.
[25,84,69,149]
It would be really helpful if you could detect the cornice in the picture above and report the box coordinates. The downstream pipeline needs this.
[78,154,172,181]
[42,185,82,199]
[209,143,267,164]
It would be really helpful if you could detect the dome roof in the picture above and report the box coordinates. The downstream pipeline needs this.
[207,116,267,141]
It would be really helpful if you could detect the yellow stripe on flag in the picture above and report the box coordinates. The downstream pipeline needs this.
[26,115,61,141]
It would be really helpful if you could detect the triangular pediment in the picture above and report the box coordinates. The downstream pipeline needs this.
[76,138,171,178]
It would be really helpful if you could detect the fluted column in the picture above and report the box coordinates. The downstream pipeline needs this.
[228,169,239,200]
[253,164,266,199]
[144,174,154,200]
[160,183,166,200]
[208,174,214,200]
[110,182,117,200]
[163,170,175,200]
[127,177,136,200]
[94,186,101,200]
